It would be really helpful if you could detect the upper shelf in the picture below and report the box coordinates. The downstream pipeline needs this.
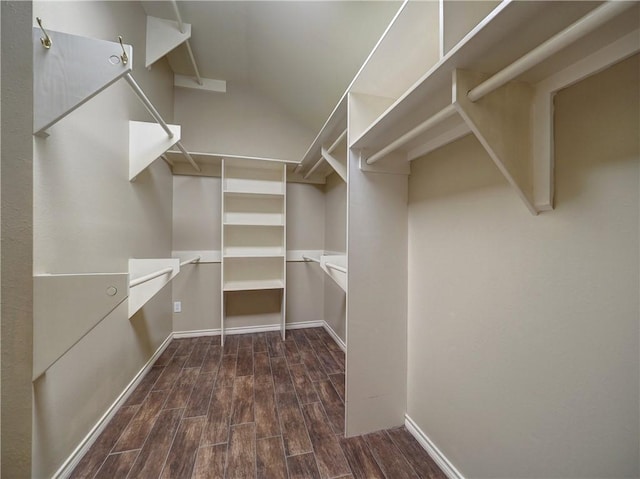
[350,0,639,152]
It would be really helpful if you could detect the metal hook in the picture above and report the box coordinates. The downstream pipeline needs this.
[36,17,52,49]
[118,36,128,65]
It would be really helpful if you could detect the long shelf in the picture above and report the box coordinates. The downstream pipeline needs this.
[223,252,285,259]
[350,1,637,153]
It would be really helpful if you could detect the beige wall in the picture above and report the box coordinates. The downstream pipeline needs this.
[407,56,639,478]
[31,2,175,476]
[1,2,33,477]
[174,83,314,162]
[171,177,327,331]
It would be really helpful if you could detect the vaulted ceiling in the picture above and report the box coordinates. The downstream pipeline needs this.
[141,1,401,132]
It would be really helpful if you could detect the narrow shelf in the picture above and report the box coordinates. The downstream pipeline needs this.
[223,219,284,227]
[223,185,285,196]
[224,191,285,199]
[223,280,284,292]
[223,252,285,259]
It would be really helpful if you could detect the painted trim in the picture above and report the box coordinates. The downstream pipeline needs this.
[323,322,346,352]
[404,414,465,479]
[53,333,174,479]
[172,320,325,339]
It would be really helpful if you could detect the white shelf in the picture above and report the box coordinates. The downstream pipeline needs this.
[224,252,285,259]
[224,191,285,199]
[223,279,284,292]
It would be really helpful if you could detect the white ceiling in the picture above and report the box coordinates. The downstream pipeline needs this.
[141,1,401,131]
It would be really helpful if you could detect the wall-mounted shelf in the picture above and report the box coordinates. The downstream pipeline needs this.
[33,272,129,379]
[33,25,133,137]
[348,0,639,213]
[129,121,181,180]
[128,258,179,318]
[303,253,347,293]
[145,15,191,68]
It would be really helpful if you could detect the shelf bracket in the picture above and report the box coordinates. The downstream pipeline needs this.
[33,28,133,136]
[128,258,180,318]
[145,16,191,68]
[453,69,539,215]
[321,147,347,182]
[33,273,128,379]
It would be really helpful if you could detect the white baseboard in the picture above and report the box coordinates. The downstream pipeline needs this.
[404,414,465,479]
[53,333,174,479]
[172,320,325,339]
[323,322,346,352]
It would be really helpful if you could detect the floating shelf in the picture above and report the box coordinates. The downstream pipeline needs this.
[33,272,129,379]
[128,258,179,318]
[33,26,133,136]
[129,121,181,180]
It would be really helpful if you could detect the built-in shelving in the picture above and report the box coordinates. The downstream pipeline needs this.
[221,158,287,343]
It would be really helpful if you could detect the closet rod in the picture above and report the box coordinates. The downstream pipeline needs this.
[180,255,201,267]
[124,73,201,172]
[130,266,173,288]
[303,157,324,179]
[170,0,203,86]
[302,255,321,264]
[328,128,347,154]
[326,262,347,274]
[366,104,456,165]
[468,0,633,102]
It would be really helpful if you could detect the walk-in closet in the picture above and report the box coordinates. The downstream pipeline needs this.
[1,1,638,478]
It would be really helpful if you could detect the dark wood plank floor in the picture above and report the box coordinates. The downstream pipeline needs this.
[70,327,446,479]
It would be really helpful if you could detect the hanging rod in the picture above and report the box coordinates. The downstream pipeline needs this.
[302,255,321,264]
[366,104,456,165]
[326,263,347,274]
[328,129,347,154]
[180,255,201,267]
[303,157,325,179]
[170,0,203,86]
[130,267,174,288]
[468,1,634,102]
[124,73,201,172]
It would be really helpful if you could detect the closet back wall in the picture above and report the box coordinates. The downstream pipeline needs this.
[172,177,326,332]
[32,2,175,477]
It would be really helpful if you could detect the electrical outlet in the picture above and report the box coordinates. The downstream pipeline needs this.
[173,301,182,313]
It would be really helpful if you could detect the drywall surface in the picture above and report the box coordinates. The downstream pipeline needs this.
[1,2,33,477]
[324,172,347,341]
[172,177,326,332]
[175,83,314,162]
[31,2,175,476]
[407,56,639,478]
[441,1,501,55]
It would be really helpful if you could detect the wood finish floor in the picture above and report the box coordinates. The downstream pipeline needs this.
[70,327,446,479]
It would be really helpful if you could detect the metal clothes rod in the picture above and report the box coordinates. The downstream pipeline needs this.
[366,104,456,165]
[302,255,321,264]
[175,141,202,172]
[179,255,201,267]
[326,263,347,274]
[124,73,173,137]
[303,157,325,179]
[171,0,203,86]
[328,129,347,154]
[124,73,201,172]
[468,1,633,102]
[130,267,174,288]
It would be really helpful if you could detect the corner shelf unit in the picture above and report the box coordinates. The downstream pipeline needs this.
[221,158,287,344]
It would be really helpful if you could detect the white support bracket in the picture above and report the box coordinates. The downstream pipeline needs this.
[33,28,133,136]
[321,147,347,182]
[33,273,129,379]
[145,16,191,68]
[129,121,181,181]
[128,258,180,318]
[320,254,347,292]
[453,69,539,215]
